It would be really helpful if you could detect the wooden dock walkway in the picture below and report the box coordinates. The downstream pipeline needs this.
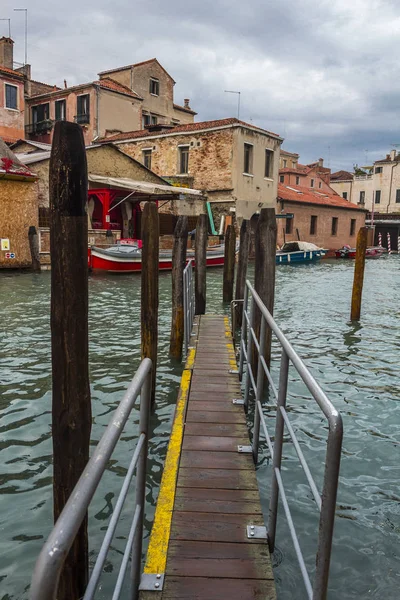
[141,315,276,600]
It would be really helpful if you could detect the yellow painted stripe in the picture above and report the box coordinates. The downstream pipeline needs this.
[144,343,196,574]
[224,316,238,369]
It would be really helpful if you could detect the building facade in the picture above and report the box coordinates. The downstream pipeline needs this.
[101,118,283,221]
[279,149,299,169]
[279,158,333,193]
[0,38,25,143]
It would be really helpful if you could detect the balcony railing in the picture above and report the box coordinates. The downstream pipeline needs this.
[25,119,54,136]
[74,113,90,125]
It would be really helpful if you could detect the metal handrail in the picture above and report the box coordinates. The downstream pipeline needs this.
[238,280,343,600]
[183,259,194,354]
[29,358,152,600]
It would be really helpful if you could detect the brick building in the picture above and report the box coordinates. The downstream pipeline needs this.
[100,117,283,221]
[279,157,333,193]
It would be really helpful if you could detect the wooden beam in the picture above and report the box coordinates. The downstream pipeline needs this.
[350,226,368,321]
[223,224,236,303]
[234,219,250,328]
[28,225,41,271]
[195,214,207,315]
[50,121,91,600]
[170,216,188,359]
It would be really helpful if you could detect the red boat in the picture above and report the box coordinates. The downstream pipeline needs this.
[88,240,228,273]
[335,245,385,259]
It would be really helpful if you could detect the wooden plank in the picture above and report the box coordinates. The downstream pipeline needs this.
[170,511,266,544]
[185,410,244,425]
[177,467,258,490]
[184,422,249,438]
[180,450,253,470]
[174,487,262,514]
[188,400,243,412]
[167,540,273,579]
[182,435,247,451]
[162,577,276,600]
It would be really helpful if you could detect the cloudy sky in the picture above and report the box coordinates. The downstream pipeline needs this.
[3,0,400,170]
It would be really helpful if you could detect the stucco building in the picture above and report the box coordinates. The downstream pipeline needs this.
[100,117,283,221]
[279,157,333,193]
[0,38,26,143]
[279,149,299,169]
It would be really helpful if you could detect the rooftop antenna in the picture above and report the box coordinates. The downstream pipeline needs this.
[224,90,241,119]
[328,145,331,168]
[0,19,11,38]
[13,8,27,65]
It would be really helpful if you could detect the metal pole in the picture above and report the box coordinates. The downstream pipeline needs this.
[131,367,152,600]
[313,417,343,599]
[244,295,255,412]
[14,9,27,65]
[252,316,266,463]
[238,284,249,381]
[268,349,289,553]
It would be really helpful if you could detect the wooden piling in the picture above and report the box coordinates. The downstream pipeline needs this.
[141,201,159,405]
[50,121,91,600]
[28,225,41,271]
[234,219,250,328]
[253,208,277,371]
[170,216,188,359]
[195,213,207,315]
[223,224,236,303]
[350,226,368,321]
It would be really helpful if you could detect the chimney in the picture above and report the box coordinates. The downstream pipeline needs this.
[318,157,324,167]
[64,79,68,89]
[0,37,14,69]
[184,98,190,108]
[390,149,396,161]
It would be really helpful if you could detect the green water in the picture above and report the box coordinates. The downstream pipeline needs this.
[1,258,400,599]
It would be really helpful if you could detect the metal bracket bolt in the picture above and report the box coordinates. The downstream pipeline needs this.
[247,525,268,539]
[139,573,165,591]
[238,445,252,454]
[232,398,244,405]
[228,369,239,374]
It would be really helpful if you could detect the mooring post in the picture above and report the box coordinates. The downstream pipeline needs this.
[350,226,368,321]
[223,224,236,303]
[195,213,207,315]
[141,201,159,406]
[253,208,277,373]
[170,216,188,359]
[50,121,91,600]
[234,219,250,328]
[28,225,41,271]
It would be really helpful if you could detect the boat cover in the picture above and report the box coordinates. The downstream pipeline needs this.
[281,241,322,252]
[88,174,204,198]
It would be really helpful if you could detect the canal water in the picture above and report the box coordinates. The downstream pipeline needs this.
[0,257,399,599]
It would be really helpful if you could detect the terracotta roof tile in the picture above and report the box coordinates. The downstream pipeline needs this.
[98,58,176,83]
[0,65,23,78]
[94,78,142,99]
[173,102,197,115]
[330,170,354,181]
[280,166,310,175]
[100,118,281,142]
[278,183,363,210]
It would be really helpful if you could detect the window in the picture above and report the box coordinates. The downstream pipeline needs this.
[283,159,287,168]
[310,178,315,188]
[179,146,189,174]
[319,181,322,188]
[76,94,90,124]
[142,149,152,170]
[375,190,381,204]
[342,192,348,200]
[331,217,338,236]
[359,191,365,204]
[243,143,253,174]
[396,189,400,203]
[279,175,285,183]
[143,113,150,128]
[375,166,383,174]
[265,149,273,178]
[151,115,157,125]
[310,215,317,235]
[149,78,159,96]
[350,219,356,236]
[5,83,18,109]
[31,103,50,133]
[285,217,293,234]
[55,99,66,121]
[295,176,300,185]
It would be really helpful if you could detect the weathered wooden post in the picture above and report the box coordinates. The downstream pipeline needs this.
[141,201,159,405]
[170,216,188,359]
[350,226,368,321]
[253,208,277,372]
[223,224,236,303]
[28,225,41,271]
[195,213,207,315]
[235,219,250,328]
[50,121,91,600]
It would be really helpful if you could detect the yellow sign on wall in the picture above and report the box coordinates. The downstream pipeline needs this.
[1,239,10,251]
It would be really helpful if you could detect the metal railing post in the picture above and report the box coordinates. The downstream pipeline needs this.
[238,285,249,381]
[130,367,152,600]
[313,416,343,600]
[252,315,266,463]
[268,348,289,553]
[183,268,188,354]
[244,295,255,411]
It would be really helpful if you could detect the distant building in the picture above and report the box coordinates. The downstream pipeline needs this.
[279,157,333,193]
[0,38,25,143]
[279,149,299,169]
[99,117,283,221]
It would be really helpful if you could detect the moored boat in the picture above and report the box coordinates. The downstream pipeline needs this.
[276,241,327,265]
[335,245,385,259]
[88,240,228,273]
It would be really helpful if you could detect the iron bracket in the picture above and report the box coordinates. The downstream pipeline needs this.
[247,525,268,539]
[232,398,244,405]
[238,445,252,454]
[139,573,165,591]
[228,369,239,374]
